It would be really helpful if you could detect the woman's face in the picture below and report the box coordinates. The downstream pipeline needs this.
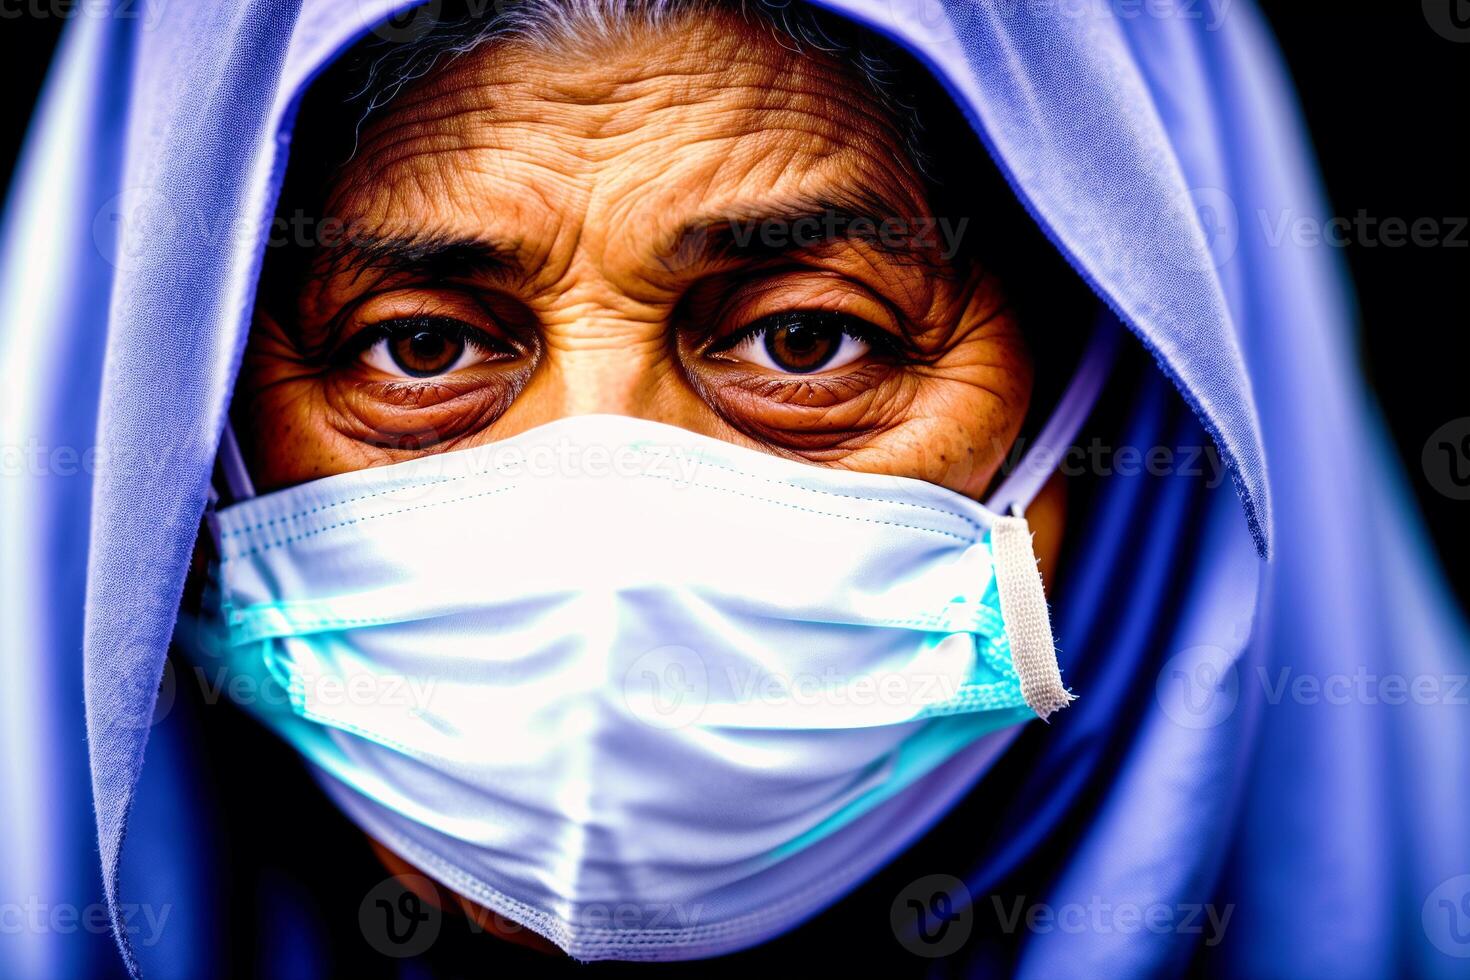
[237,14,1033,501]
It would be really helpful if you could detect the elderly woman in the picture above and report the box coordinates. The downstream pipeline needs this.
[1,0,1466,976]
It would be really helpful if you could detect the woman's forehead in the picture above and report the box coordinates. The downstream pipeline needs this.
[322,14,928,244]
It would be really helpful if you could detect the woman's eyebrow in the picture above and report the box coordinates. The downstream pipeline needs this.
[312,230,523,288]
[663,193,953,270]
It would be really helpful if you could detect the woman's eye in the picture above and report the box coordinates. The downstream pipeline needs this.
[357,319,504,379]
[717,311,876,374]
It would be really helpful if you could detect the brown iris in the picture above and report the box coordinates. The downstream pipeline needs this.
[757,312,847,373]
[388,326,464,377]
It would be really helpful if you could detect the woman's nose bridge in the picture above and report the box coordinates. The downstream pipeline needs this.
[534,320,675,418]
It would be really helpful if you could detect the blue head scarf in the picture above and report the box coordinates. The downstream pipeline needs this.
[1,1,1465,976]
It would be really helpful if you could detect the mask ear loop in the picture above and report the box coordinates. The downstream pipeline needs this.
[217,422,256,502]
[986,312,1121,517]
[204,421,256,552]
[983,312,1122,720]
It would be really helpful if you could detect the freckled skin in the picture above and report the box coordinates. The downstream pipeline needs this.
[238,14,1042,504]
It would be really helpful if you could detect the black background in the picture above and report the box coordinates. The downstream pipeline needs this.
[1,3,1465,602]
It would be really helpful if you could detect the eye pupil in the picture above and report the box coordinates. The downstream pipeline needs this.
[765,316,842,373]
[390,326,463,376]
[408,331,445,360]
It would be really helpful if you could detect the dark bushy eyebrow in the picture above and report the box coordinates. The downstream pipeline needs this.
[313,231,523,288]
[278,231,523,357]
[307,189,950,293]
[664,191,955,271]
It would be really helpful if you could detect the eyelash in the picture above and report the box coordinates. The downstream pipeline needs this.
[332,315,512,368]
[326,308,906,390]
[708,311,904,363]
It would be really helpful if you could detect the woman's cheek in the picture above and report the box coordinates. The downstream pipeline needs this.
[829,342,1033,497]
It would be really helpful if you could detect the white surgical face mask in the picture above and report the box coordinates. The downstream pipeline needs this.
[198,323,1113,960]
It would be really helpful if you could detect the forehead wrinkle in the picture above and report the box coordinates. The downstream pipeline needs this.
[315,168,587,291]
[335,92,919,262]
[316,15,933,308]
[351,80,895,183]
[349,16,904,170]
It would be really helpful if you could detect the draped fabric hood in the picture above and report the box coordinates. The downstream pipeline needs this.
[1,1,1465,976]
